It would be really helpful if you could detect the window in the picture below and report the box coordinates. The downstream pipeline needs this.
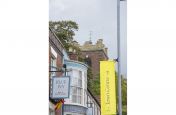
[84,72,87,106]
[95,105,97,115]
[71,87,83,104]
[84,91,87,106]
[70,70,82,87]
[50,56,57,77]
[70,70,83,104]
[87,96,93,108]
[78,71,82,87]
[84,72,87,90]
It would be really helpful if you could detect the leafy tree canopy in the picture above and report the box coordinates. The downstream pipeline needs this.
[49,20,79,51]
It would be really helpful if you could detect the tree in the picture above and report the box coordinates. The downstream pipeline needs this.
[49,20,79,51]
[115,73,127,115]
[89,73,100,95]
[87,67,93,88]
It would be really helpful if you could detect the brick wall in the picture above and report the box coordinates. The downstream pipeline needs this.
[56,54,63,76]
[81,50,108,78]
[68,52,78,61]
[49,28,64,115]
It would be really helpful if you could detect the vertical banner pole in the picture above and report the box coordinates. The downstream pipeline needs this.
[117,0,122,115]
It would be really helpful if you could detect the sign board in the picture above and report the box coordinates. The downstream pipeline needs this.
[100,61,117,115]
[50,76,70,99]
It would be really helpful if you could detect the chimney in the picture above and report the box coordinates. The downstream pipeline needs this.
[68,46,78,61]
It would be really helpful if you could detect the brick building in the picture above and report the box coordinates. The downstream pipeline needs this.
[49,29,101,115]
[79,39,108,78]
[67,41,80,61]
[67,39,108,105]
[49,28,65,115]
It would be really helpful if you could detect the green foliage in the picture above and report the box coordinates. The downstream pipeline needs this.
[78,56,84,62]
[49,20,79,51]
[86,68,100,96]
[115,72,127,115]
[89,75,100,95]
[122,105,127,115]
[122,78,127,105]
[87,67,93,88]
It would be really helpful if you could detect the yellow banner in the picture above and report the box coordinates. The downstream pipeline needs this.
[100,61,117,115]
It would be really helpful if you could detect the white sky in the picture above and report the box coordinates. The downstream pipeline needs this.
[49,0,127,77]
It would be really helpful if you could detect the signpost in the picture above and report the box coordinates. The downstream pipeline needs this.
[50,76,70,99]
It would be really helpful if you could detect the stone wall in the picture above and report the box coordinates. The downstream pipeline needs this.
[80,39,108,56]
[80,39,108,78]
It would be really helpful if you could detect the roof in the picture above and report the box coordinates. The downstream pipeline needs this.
[49,27,65,49]
[87,88,101,107]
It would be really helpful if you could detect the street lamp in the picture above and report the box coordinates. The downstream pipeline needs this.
[117,0,126,115]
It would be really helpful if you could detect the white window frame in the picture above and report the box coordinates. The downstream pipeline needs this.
[50,55,57,77]
[70,69,84,105]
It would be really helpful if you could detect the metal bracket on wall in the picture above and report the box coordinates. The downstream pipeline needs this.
[114,58,119,62]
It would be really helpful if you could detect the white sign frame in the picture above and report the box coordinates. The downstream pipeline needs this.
[50,76,70,99]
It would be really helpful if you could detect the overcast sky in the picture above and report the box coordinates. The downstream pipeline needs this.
[49,0,127,77]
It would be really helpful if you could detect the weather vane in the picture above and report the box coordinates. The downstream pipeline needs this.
[89,31,92,42]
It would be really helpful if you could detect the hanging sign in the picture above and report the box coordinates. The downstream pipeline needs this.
[50,76,70,99]
[100,61,117,115]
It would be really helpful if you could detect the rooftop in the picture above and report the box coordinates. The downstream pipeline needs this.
[79,39,108,55]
